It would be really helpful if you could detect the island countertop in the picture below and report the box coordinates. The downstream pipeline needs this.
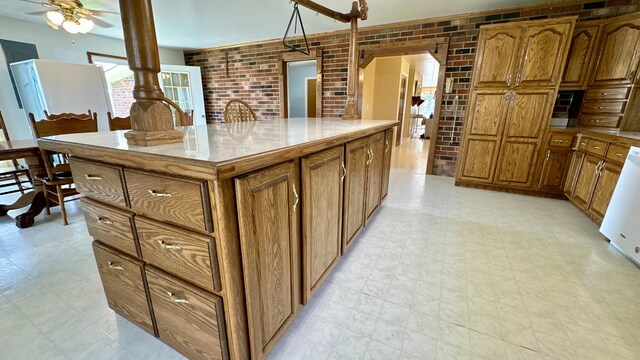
[38,118,397,180]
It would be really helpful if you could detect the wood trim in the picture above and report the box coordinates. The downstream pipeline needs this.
[455,179,568,199]
[87,52,127,64]
[279,50,324,118]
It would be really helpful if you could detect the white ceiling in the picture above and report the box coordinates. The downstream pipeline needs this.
[0,0,554,50]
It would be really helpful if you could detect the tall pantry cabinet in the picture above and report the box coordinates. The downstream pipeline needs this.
[457,17,576,190]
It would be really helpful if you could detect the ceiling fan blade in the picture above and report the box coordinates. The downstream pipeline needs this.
[20,0,47,4]
[85,9,120,16]
[86,15,113,28]
[26,10,49,15]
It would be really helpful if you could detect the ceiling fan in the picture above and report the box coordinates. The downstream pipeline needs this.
[22,0,119,34]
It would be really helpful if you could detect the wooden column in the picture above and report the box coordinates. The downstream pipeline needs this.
[342,13,359,120]
[119,0,182,146]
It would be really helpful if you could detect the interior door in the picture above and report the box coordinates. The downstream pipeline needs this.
[561,25,600,88]
[516,22,573,88]
[343,137,368,253]
[472,27,523,88]
[589,162,622,220]
[591,17,640,86]
[365,132,385,222]
[458,89,510,183]
[572,155,601,210]
[301,146,344,303]
[159,64,206,125]
[494,89,555,187]
[235,161,300,360]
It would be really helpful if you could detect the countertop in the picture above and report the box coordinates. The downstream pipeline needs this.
[38,118,397,169]
[548,126,640,141]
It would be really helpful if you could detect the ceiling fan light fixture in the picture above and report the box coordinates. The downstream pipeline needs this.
[62,20,80,34]
[46,10,65,26]
[77,18,94,33]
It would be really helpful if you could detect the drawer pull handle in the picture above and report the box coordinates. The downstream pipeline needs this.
[341,162,346,182]
[148,190,173,197]
[597,106,604,109]
[615,152,624,157]
[167,291,190,304]
[292,184,299,212]
[157,240,181,250]
[385,140,390,153]
[580,142,587,146]
[85,174,102,180]
[108,261,124,270]
[601,93,608,96]
[97,217,113,225]
[593,146,601,149]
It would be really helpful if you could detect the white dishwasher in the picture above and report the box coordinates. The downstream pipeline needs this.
[600,146,640,265]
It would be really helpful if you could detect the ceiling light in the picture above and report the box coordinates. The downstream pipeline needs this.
[62,20,80,34]
[77,18,94,34]
[46,10,64,26]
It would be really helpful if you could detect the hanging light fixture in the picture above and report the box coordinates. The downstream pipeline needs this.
[77,18,95,33]
[44,8,95,35]
[62,19,80,34]
[46,10,64,28]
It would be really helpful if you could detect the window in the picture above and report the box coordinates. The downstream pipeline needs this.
[161,71,193,119]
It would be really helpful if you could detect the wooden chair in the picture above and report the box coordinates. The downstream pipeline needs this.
[0,111,32,195]
[224,99,257,123]
[29,112,98,225]
[107,112,132,131]
[45,109,93,121]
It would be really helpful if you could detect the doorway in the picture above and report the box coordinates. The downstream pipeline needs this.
[358,38,449,175]
[279,50,323,118]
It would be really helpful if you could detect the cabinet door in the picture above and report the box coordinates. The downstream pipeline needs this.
[301,146,344,303]
[589,162,622,220]
[561,25,600,89]
[458,90,510,183]
[591,18,640,86]
[473,27,523,88]
[564,151,585,196]
[381,129,393,200]
[516,22,574,88]
[235,161,300,360]
[537,149,571,193]
[365,132,385,222]
[494,89,555,187]
[343,137,368,253]
[571,155,601,210]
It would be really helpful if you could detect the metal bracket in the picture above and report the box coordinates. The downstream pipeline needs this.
[283,3,311,56]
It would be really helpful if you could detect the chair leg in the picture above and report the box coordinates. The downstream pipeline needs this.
[13,174,25,195]
[56,185,68,226]
[43,184,50,215]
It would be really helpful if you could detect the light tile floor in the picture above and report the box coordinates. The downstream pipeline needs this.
[1,139,640,360]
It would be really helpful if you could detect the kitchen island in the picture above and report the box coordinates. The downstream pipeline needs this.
[38,118,397,360]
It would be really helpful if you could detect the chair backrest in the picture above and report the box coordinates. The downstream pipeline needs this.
[224,99,257,123]
[107,112,132,131]
[44,109,93,121]
[0,111,10,141]
[29,112,98,138]
[175,109,194,127]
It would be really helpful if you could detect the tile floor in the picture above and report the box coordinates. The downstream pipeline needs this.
[1,139,640,360]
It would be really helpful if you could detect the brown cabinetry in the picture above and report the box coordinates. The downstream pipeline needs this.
[561,24,600,89]
[518,22,574,88]
[538,148,572,192]
[301,146,344,303]
[381,129,393,200]
[365,132,385,221]
[571,154,601,209]
[82,198,138,257]
[472,27,523,88]
[343,137,369,251]
[590,16,640,86]
[589,162,622,220]
[235,161,300,360]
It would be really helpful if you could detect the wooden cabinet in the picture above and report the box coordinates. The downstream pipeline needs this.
[82,198,138,257]
[365,132,385,222]
[343,137,368,252]
[235,161,300,360]
[571,155,601,209]
[591,16,640,86]
[473,27,523,88]
[564,151,584,196]
[561,24,600,89]
[589,162,622,220]
[537,149,572,192]
[70,158,128,207]
[517,22,573,88]
[301,146,343,303]
[381,129,393,200]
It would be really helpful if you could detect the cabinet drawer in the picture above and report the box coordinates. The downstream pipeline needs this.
[82,198,138,257]
[577,137,589,151]
[605,144,629,164]
[585,87,630,100]
[146,267,228,360]
[93,242,155,335]
[586,139,608,157]
[578,115,622,128]
[124,170,213,233]
[581,100,626,114]
[548,134,574,148]
[70,158,127,207]
[137,217,221,293]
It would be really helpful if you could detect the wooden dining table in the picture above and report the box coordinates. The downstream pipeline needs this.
[0,139,47,228]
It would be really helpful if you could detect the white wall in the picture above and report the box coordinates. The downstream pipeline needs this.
[287,61,316,118]
[0,16,185,140]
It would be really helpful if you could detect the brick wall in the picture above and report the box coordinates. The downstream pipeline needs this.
[185,0,640,176]
[111,75,135,118]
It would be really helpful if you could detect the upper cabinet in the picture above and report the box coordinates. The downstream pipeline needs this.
[561,24,601,89]
[517,22,574,88]
[473,27,523,88]
[590,16,640,86]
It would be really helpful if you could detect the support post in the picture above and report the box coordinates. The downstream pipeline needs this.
[119,0,182,146]
[342,13,359,120]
